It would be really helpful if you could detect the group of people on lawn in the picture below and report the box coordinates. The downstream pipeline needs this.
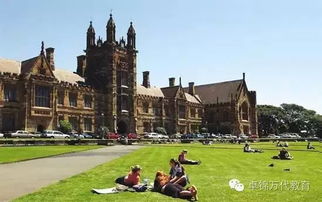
[115,150,200,201]
[243,140,316,160]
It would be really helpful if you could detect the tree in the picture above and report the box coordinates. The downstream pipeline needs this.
[59,120,72,134]
[258,104,321,137]
[155,127,167,135]
[257,105,287,135]
[98,126,109,139]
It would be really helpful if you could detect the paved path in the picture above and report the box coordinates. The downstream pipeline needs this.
[0,145,142,202]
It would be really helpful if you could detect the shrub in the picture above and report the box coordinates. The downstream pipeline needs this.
[59,120,72,134]
[155,127,167,135]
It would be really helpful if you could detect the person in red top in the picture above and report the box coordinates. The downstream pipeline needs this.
[115,165,141,187]
[178,150,201,165]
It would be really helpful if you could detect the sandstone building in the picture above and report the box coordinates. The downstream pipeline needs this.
[0,14,257,136]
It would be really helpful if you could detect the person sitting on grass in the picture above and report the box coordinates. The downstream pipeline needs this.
[307,142,315,150]
[178,150,201,165]
[153,171,198,201]
[272,148,293,160]
[115,165,141,187]
[243,143,263,153]
[169,158,189,187]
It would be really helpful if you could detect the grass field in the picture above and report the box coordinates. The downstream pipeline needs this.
[14,142,322,202]
[0,145,102,163]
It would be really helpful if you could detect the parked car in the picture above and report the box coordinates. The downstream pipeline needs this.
[203,133,217,138]
[127,133,139,139]
[105,132,120,139]
[69,131,84,139]
[29,132,42,138]
[239,134,248,139]
[249,134,259,139]
[158,134,169,139]
[223,134,237,139]
[180,134,194,139]
[0,133,4,138]
[144,132,161,139]
[42,130,70,138]
[194,134,204,139]
[267,134,280,139]
[280,133,291,138]
[10,130,33,138]
[82,133,94,139]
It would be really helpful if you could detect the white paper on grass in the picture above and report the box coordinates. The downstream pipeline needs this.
[92,188,119,194]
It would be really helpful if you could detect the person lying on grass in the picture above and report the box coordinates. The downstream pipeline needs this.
[115,165,141,187]
[243,143,263,153]
[169,158,189,187]
[276,141,289,147]
[153,171,198,201]
[272,148,293,160]
[178,150,201,165]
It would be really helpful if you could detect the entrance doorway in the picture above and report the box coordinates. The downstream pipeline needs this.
[117,120,128,135]
[37,125,44,133]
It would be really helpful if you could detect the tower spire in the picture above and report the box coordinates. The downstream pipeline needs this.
[106,13,116,43]
[40,41,44,55]
[87,21,96,48]
[127,21,136,49]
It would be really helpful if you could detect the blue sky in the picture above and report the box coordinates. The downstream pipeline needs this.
[0,0,321,114]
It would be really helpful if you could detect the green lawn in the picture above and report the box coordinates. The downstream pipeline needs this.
[14,142,322,202]
[0,145,102,163]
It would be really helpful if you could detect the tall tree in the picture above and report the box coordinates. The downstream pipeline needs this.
[257,104,321,137]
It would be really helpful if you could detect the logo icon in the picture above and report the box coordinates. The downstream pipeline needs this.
[229,179,244,192]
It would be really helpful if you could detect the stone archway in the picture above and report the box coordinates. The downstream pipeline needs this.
[37,125,44,133]
[117,120,128,135]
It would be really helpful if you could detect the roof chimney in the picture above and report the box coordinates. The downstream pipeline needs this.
[76,55,86,77]
[188,82,195,95]
[143,71,150,88]
[169,77,175,87]
[45,47,55,71]
[243,72,245,81]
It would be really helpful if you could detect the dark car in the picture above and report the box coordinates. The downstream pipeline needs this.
[181,134,194,139]
[105,133,120,139]
[81,133,94,139]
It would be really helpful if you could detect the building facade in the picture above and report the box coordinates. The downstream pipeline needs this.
[0,14,257,136]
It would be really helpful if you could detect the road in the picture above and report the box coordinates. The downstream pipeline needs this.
[0,145,141,202]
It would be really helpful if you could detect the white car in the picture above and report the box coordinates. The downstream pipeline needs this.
[0,133,4,138]
[267,134,280,139]
[43,130,70,139]
[11,130,32,138]
[223,134,237,139]
[239,134,248,139]
[144,132,161,139]
[158,134,169,139]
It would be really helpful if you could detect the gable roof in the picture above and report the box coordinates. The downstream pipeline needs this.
[0,58,21,74]
[137,85,164,97]
[0,58,83,85]
[161,86,180,98]
[21,56,38,74]
[53,69,84,84]
[185,92,201,104]
[184,79,244,104]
